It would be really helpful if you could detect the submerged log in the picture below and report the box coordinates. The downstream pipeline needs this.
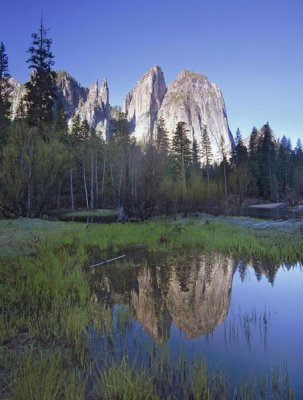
[88,254,126,268]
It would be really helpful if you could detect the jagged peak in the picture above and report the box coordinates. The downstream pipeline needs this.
[101,78,108,86]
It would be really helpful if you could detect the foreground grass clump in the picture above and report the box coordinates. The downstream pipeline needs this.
[99,359,159,400]
[13,350,85,400]
[0,245,90,348]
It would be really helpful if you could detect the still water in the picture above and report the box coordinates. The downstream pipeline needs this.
[88,252,303,397]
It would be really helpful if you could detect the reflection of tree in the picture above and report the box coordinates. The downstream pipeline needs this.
[249,258,280,286]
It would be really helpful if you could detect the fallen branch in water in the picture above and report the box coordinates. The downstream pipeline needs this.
[89,254,126,268]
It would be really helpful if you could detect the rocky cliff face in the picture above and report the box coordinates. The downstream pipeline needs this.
[8,66,232,154]
[8,71,110,139]
[123,67,232,159]
[122,65,167,141]
[55,72,110,139]
[7,78,27,118]
[158,70,232,161]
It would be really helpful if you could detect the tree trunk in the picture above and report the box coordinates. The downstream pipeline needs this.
[70,167,74,210]
[90,147,94,209]
[57,180,61,209]
[82,144,89,209]
[27,136,33,217]
[223,157,228,200]
[101,152,107,201]
[83,164,89,209]
[95,148,99,208]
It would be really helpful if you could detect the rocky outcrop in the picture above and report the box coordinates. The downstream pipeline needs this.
[158,70,232,161]
[123,67,232,160]
[7,78,27,118]
[122,65,167,141]
[8,66,232,153]
[8,71,110,139]
[55,72,110,139]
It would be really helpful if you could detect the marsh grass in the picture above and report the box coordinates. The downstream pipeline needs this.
[12,350,85,400]
[2,217,303,262]
[99,358,159,400]
[116,304,133,328]
[0,246,90,349]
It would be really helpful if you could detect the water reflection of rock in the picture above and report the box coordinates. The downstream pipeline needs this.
[131,254,235,341]
[131,267,171,342]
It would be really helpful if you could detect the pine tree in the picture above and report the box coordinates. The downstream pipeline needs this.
[0,41,11,144]
[171,121,192,208]
[234,128,248,167]
[171,121,192,179]
[201,126,212,184]
[258,122,278,199]
[277,136,292,194]
[247,126,260,195]
[192,137,200,170]
[156,117,169,153]
[25,19,56,127]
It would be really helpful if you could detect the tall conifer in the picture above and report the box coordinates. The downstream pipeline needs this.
[25,19,56,127]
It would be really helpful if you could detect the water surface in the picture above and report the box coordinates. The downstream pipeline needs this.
[88,252,303,396]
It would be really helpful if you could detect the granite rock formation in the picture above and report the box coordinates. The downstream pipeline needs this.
[123,67,233,159]
[122,66,167,141]
[8,71,110,139]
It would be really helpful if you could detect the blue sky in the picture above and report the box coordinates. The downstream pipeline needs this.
[1,0,303,143]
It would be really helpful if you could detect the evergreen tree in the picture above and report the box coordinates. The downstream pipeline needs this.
[171,121,192,179]
[295,138,302,155]
[201,126,212,184]
[234,128,248,167]
[257,122,278,199]
[277,136,292,194]
[0,41,11,145]
[171,121,192,210]
[156,117,169,153]
[25,19,56,127]
[192,137,200,170]
[54,101,68,135]
[248,127,260,195]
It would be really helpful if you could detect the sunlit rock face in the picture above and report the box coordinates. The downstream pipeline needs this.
[131,267,171,343]
[7,78,27,118]
[165,254,234,339]
[122,67,232,159]
[56,72,110,139]
[157,70,232,161]
[122,66,167,141]
[8,71,110,139]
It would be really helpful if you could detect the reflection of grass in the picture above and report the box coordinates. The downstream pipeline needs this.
[65,209,118,217]
[117,304,133,327]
